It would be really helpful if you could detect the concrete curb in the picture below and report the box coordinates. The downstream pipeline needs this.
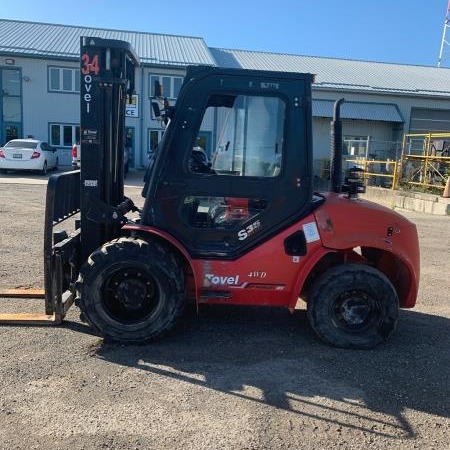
[361,187,450,215]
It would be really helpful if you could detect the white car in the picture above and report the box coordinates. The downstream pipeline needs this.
[0,139,59,175]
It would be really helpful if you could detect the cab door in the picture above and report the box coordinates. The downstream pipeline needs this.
[144,66,314,259]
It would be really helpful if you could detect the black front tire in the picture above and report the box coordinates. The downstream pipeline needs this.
[76,237,185,343]
[307,264,399,349]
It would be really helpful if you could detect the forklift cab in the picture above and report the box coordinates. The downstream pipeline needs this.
[143,66,315,258]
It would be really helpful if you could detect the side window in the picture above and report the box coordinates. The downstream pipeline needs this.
[190,95,285,177]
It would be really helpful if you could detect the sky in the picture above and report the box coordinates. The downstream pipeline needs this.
[1,0,449,67]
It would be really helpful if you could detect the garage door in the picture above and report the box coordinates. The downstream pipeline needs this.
[409,108,450,133]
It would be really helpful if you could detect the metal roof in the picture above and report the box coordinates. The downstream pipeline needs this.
[0,19,216,67]
[211,48,450,98]
[1,19,449,99]
[313,99,404,122]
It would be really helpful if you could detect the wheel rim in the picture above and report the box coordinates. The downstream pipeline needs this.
[331,290,381,332]
[102,267,160,323]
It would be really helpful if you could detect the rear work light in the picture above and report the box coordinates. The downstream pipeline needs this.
[0,149,4,158]
[31,151,40,159]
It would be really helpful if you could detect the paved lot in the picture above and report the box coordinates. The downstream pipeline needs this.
[0,167,143,188]
[0,173,449,450]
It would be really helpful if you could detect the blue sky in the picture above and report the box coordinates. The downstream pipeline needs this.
[1,0,449,67]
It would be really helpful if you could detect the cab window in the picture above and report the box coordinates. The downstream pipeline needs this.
[190,94,285,177]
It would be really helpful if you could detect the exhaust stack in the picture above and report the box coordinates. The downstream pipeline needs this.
[330,98,345,193]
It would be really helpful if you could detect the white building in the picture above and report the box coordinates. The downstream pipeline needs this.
[1,19,449,173]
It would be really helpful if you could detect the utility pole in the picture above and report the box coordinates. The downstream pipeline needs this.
[437,1,450,67]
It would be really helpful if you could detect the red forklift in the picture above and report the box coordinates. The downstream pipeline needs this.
[0,37,420,349]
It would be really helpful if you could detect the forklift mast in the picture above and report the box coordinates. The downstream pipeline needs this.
[0,37,140,324]
[79,37,139,260]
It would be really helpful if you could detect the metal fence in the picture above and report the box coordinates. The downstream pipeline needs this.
[313,135,450,193]
[313,139,402,190]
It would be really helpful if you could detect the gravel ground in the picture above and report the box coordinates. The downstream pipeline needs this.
[0,172,449,450]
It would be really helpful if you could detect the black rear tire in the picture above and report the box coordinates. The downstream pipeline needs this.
[76,237,185,343]
[307,264,399,349]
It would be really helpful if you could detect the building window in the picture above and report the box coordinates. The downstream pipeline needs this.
[343,136,369,157]
[1,68,22,143]
[149,129,164,154]
[48,67,80,93]
[149,74,183,99]
[50,124,80,147]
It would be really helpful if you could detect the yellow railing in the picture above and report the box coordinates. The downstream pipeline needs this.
[345,159,398,190]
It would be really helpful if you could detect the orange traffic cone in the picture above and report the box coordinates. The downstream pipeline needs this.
[443,176,450,198]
